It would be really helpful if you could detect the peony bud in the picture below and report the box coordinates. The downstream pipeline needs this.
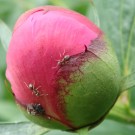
[6,6,121,131]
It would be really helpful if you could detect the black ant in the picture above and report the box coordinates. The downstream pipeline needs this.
[24,82,48,97]
[52,50,70,68]
[57,55,70,66]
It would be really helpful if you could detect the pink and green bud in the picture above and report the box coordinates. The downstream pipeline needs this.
[6,6,121,131]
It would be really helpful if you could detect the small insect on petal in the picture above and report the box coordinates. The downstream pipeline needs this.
[24,82,44,97]
[58,55,70,66]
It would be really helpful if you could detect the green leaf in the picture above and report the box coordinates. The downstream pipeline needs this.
[46,120,135,135]
[48,0,90,15]
[0,20,11,51]
[0,41,12,100]
[77,127,89,135]
[0,101,26,122]
[90,0,135,73]
[128,87,135,109]
[122,72,135,92]
[0,122,49,135]
[86,0,100,27]
[90,120,135,135]
[0,42,13,100]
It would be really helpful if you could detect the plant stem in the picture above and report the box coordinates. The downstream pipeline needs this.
[76,127,89,135]
[107,101,135,125]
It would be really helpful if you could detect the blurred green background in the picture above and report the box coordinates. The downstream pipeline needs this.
[0,0,135,135]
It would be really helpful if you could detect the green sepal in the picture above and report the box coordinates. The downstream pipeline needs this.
[65,37,121,128]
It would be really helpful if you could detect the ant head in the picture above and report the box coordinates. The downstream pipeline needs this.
[28,83,34,89]
[64,55,70,60]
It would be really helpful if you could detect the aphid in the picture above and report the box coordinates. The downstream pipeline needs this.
[27,103,45,115]
[24,82,42,97]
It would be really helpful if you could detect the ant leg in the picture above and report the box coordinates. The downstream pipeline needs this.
[35,85,41,91]
[59,52,62,58]
[40,93,49,97]
[52,59,60,69]
[59,49,65,58]
[62,49,66,56]
[24,82,29,88]
[52,65,58,69]
[33,81,36,89]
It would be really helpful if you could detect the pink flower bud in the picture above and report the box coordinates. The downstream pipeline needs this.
[6,6,121,130]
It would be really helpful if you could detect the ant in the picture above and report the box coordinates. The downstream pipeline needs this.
[57,55,70,66]
[53,50,70,68]
[24,82,47,97]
